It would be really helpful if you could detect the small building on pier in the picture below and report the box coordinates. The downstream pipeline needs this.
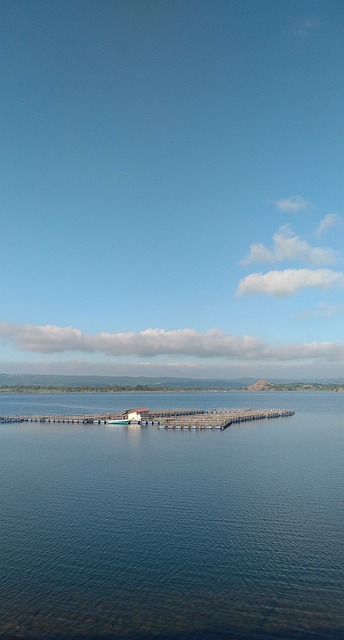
[122,408,149,422]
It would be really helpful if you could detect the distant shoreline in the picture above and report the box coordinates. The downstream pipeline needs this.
[0,384,343,393]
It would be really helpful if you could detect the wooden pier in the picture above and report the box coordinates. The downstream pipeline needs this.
[148,408,294,430]
[0,408,294,429]
[0,415,111,424]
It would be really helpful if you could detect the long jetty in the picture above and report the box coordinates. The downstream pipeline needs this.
[0,408,294,430]
[150,408,294,430]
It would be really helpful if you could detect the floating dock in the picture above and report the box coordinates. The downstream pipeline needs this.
[0,408,294,429]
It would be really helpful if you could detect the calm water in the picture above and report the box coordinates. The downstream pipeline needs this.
[0,392,343,639]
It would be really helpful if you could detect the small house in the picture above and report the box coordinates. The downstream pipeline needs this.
[122,408,149,422]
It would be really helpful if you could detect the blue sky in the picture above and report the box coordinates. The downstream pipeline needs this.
[1,0,344,379]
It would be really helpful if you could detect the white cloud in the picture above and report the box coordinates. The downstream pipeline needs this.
[237,268,344,296]
[0,323,90,353]
[0,323,263,358]
[241,225,337,266]
[293,302,342,320]
[314,213,341,239]
[2,323,344,367]
[273,196,309,212]
[241,243,274,265]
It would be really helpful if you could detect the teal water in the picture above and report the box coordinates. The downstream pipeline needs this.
[0,392,343,639]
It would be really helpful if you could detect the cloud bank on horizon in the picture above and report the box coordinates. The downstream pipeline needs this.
[1,322,344,365]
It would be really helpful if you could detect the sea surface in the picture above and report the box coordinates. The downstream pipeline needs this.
[0,391,343,639]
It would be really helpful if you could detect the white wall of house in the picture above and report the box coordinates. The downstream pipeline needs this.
[126,409,149,421]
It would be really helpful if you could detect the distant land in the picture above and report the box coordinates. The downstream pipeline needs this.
[0,374,344,392]
[243,379,344,392]
[0,374,252,392]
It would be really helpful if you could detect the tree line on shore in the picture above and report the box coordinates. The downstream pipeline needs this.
[0,382,344,392]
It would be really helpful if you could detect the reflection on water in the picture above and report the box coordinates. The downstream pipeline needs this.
[126,423,144,442]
